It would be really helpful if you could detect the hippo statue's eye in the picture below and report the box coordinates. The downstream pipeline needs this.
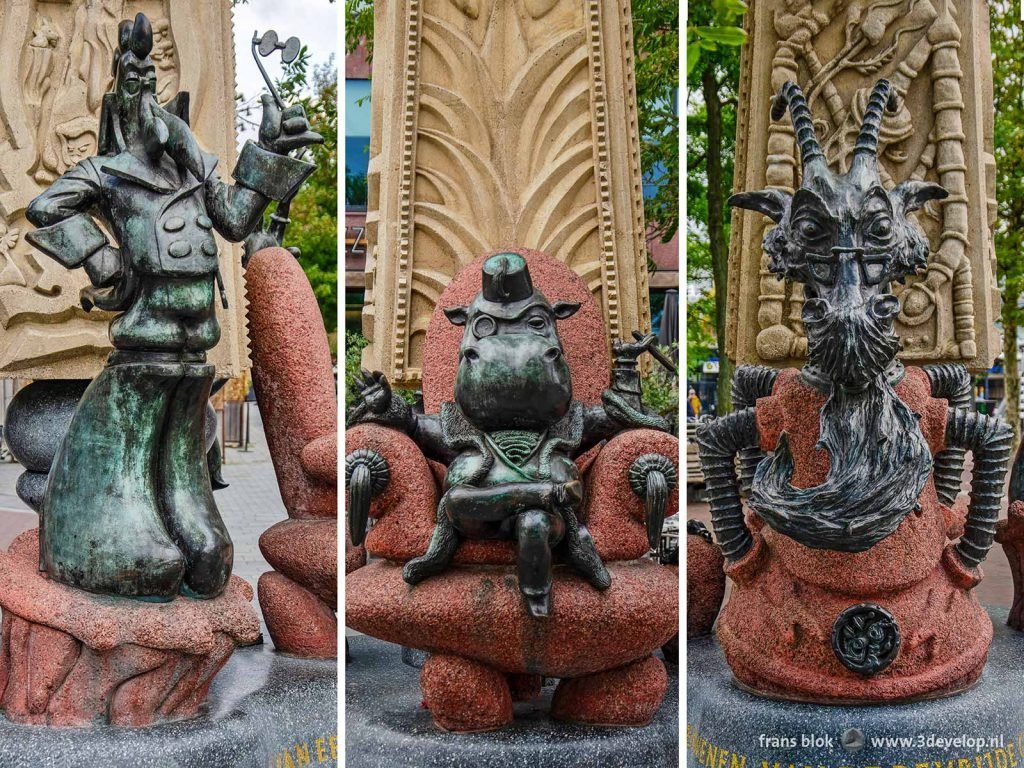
[527,316,548,333]
[472,315,496,338]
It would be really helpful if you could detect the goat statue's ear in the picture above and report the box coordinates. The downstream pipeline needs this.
[891,180,948,214]
[443,305,469,326]
[552,301,581,320]
[728,189,791,223]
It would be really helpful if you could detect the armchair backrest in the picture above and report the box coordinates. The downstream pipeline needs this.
[421,248,611,414]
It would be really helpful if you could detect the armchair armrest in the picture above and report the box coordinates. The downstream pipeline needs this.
[301,432,338,485]
[345,424,440,561]
[581,429,679,562]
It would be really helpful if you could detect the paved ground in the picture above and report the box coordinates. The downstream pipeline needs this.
[686,454,1016,607]
[0,406,288,620]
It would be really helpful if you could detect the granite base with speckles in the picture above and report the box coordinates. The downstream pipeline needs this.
[688,606,1024,767]
[0,643,337,768]
[346,635,678,768]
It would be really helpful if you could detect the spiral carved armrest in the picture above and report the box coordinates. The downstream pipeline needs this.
[695,408,759,562]
[946,408,1013,568]
[628,454,679,550]
[344,424,441,561]
[345,448,390,546]
[924,364,972,506]
[731,366,778,496]
[581,429,678,561]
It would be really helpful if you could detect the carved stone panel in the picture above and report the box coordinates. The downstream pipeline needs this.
[0,0,248,379]
[362,0,651,388]
[726,0,998,371]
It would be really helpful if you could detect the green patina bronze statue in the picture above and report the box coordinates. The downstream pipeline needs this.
[23,13,321,601]
[349,253,675,617]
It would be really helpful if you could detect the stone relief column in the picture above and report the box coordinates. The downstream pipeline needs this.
[362,0,651,389]
[727,0,998,371]
[0,0,248,379]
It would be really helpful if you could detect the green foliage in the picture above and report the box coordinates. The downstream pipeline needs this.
[345,0,375,60]
[992,2,1024,442]
[633,0,680,246]
[344,330,370,411]
[272,55,339,334]
[686,0,745,411]
[346,169,368,207]
[641,359,680,435]
[686,0,747,75]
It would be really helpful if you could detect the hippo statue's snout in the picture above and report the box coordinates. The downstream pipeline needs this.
[454,334,572,431]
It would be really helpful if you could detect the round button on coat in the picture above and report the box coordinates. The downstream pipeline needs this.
[168,240,193,258]
[163,217,186,232]
[201,240,219,257]
[197,215,214,230]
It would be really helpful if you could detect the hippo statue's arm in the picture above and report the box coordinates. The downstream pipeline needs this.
[923,364,972,506]
[578,393,671,453]
[408,413,458,464]
[695,408,760,562]
[348,369,456,463]
[944,408,1013,568]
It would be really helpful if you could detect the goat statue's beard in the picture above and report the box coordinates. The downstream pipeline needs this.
[132,90,204,182]
[802,293,901,391]
[747,292,932,552]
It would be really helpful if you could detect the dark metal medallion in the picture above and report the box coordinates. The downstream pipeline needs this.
[831,603,900,676]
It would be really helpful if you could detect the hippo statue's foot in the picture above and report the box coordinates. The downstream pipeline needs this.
[523,589,552,618]
[403,498,459,585]
[516,509,564,619]
[420,653,513,732]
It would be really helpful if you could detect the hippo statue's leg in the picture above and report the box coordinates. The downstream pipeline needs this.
[561,508,611,590]
[515,509,565,618]
[403,497,460,584]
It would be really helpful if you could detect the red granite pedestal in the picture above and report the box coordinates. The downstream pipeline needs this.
[717,368,992,703]
[0,529,260,727]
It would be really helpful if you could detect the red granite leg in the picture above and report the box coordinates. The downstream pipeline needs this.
[420,654,513,732]
[507,673,543,702]
[551,655,668,727]
[258,572,337,658]
[997,501,1024,630]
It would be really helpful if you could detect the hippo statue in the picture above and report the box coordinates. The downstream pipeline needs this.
[345,249,679,732]
[349,252,670,618]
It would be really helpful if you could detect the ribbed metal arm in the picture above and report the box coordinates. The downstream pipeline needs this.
[924,364,972,506]
[946,408,1013,568]
[731,366,778,497]
[695,408,759,562]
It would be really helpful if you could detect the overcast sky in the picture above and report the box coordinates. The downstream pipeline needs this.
[232,0,338,137]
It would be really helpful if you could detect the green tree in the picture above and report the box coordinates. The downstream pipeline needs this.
[345,0,374,61]
[232,1,338,335]
[992,1,1024,446]
[243,49,339,334]
[686,0,745,413]
[633,0,680,249]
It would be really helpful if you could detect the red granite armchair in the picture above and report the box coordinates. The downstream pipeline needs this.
[245,246,338,659]
[345,250,678,732]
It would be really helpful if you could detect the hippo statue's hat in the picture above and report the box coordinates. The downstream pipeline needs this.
[471,253,550,320]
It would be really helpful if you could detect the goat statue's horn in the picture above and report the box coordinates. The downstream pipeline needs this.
[850,80,899,177]
[772,81,827,177]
